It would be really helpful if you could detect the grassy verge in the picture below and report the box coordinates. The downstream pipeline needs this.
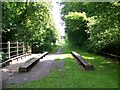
[49,45,61,54]
[62,43,118,88]
[9,43,118,88]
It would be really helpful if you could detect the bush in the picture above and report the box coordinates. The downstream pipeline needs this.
[65,12,88,46]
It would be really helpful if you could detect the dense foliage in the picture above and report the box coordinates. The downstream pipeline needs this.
[2,2,58,52]
[64,12,88,46]
[61,2,120,55]
[85,2,120,54]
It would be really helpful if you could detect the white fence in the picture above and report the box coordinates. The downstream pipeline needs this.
[0,41,31,63]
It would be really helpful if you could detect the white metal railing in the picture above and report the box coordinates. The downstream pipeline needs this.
[0,41,31,63]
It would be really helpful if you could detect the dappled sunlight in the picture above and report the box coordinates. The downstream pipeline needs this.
[1,54,44,73]
[10,54,42,65]
[40,55,55,62]
[2,1,119,88]
[2,54,73,69]
[2,69,9,72]
[101,61,112,64]
[82,56,94,60]
[40,54,73,62]
[98,65,104,69]
[65,66,70,69]
[10,54,40,65]
[55,54,73,59]
[11,57,30,65]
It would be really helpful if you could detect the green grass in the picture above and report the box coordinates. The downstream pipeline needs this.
[55,58,61,60]
[9,43,118,88]
[49,45,61,54]
[62,43,118,88]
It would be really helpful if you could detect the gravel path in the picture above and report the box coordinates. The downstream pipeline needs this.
[52,60,64,70]
[1,48,64,88]
[53,47,64,70]
[2,55,54,88]
[55,48,62,54]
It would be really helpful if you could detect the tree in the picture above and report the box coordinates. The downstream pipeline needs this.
[64,12,88,46]
[2,2,58,52]
[61,2,120,55]
[85,2,120,54]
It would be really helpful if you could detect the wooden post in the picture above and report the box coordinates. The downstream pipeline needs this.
[27,42,29,55]
[23,42,25,56]
[26,42,30,56]
[28,43,32,55]
[30,43,32,55]
[8,41,10,60]
[16,41,18,61]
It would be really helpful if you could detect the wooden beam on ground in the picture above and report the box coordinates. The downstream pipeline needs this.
[71,51,94,70]
[19,52,48,72]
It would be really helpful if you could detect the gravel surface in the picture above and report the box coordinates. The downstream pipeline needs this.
[2,55,54,88]
[1,48,64,88]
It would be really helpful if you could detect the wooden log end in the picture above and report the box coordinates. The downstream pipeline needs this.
[85,65,95,70]
[19,66,28,72]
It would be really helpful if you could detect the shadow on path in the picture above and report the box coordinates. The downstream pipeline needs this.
[2,55,54,88]
[2,48,65,88]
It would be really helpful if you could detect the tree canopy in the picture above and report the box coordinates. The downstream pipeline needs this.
[61,2,120,55]
[2,2,58,51]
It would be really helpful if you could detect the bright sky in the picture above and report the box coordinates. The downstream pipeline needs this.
[51,1,65,36]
